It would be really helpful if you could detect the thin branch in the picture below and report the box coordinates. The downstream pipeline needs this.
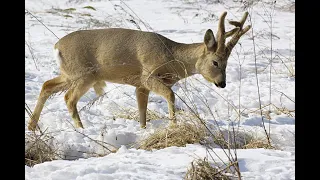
[25,41,39,71]
[248,10,271,145]
[25,9,60,40]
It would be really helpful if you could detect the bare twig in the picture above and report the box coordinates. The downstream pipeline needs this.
[248,9,271,145]
[25,9,60,40]
[25,41,39,71]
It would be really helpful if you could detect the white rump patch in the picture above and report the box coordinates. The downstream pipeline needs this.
[53,48,62,66]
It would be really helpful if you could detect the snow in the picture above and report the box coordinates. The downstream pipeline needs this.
[25,0,295,179]
[25,145,294,180]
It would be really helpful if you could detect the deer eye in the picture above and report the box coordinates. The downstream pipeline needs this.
[212,61,218,67]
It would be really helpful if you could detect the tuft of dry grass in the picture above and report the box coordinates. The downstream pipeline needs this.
[83,6,96,11]
[210,130,250,149]
[25,133,59,167]
[210,130,274,149]
[114,108,163,121]
[63,8,76,12]
[242,139,274,149]
[63,14,73,18]
[272,104,295,118]
[185,158,232,180]
[138,121,207,150]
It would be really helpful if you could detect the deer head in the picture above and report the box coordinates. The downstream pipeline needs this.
[195,12,251,88]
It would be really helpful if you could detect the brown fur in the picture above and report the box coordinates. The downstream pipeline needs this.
[28,12,251,131]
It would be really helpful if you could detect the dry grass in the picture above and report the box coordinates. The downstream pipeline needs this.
[247,104,295,119]
[243,139,274,149]
[136,115,274,150]
[138,121,207,150]
[210,130,274,149]
[114,108,163,121]
[25,133,59,167]
[272,105,295,118]
[83,6,96,11]
[185,158,232,180]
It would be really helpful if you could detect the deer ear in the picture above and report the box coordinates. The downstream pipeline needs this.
[204,29,216,52]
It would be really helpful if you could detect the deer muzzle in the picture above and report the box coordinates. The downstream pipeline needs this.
[214,81,226,88]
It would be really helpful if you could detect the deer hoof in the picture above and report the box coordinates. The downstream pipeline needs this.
[27,121,37,131]
[75,121,84,128]
[140,125,146,129]
[169,120,177,128]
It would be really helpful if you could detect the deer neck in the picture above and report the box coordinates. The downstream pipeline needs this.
[172,42,205,77]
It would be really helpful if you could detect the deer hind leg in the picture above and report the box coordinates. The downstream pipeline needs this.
[142,76,176,125]
[28,76,68,131]
[93,81,106,96]
[64,78,94,128]
[136,87,150,128]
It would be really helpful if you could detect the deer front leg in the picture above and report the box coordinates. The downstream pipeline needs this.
[28,76,67,131]
[136,87,150,128]
[142,76,176,125]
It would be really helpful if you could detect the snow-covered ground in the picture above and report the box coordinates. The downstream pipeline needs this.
[25,0,295,179]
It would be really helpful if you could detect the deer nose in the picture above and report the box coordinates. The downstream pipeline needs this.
[218,81,226,88]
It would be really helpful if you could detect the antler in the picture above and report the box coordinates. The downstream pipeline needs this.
[224,12,249,38]
[216,12,228,55]
[215,12,251,57]
[229,12,248,29]
[225,12,251,57]
[225,27,240,38]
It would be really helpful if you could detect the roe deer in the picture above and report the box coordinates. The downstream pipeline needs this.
[27,12,251,131]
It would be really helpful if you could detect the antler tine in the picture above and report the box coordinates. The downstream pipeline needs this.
[225,27,240,38]
[239,12,249,26]
[228,12,249,28]
[216,12,227,54]
[226,12,251,57]
[225,12,249,38]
